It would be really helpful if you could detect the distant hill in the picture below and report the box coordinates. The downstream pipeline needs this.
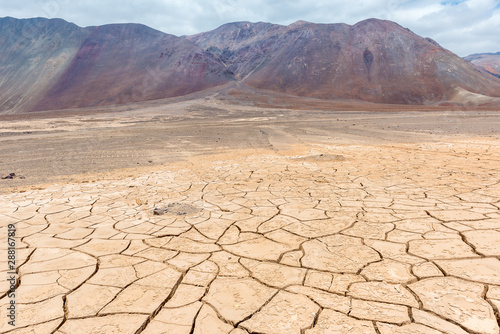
[464,52,500,79]
[1,17,500,113]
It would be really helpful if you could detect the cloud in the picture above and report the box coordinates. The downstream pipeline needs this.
[1,0,499,56]
[389,0,500,55]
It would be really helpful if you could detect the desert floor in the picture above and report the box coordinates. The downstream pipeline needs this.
[1,96,500,333]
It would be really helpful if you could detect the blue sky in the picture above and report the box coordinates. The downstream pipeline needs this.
[1,0,499,56]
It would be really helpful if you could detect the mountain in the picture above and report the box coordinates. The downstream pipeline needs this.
[1,17,500,113]
[0,17,232,113]
[465,52,500,78]
[188,19,500,104]
[0,17,88,112]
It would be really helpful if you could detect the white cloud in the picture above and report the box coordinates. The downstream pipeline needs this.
[388,0,500,55]
[1,0,499,56]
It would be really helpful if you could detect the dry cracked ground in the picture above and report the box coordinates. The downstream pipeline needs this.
[1,106,500,334]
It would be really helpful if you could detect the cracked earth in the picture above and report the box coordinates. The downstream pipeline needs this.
[2,126,500,333]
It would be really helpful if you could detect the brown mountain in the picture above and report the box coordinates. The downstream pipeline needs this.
[1,17,500,113]
[0,17,232,113]
[188,19,500,104]
[465,52,500,78]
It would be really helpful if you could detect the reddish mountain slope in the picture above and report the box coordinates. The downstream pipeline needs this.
[1,17,500,113]
[465,52,500,78]
[35,24,233,111]
[0,17,233,112]
[188,19,500,104]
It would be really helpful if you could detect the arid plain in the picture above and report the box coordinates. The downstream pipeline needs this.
[1,91,500,334]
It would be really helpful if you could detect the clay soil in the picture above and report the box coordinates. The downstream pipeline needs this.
[1,93,500,334]
[1,91,499,190]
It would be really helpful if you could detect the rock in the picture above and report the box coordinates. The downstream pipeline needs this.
[153,202,201,215]
[1,172,23,179]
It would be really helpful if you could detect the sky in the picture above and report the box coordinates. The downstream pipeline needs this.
[1,0,500,56]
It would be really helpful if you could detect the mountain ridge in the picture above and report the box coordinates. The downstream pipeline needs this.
[1,16,500,113]
[464,52,500,78]
[0,17,232,113]
[188,19,500,104]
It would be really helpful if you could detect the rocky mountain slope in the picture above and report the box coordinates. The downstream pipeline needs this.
[188,19,500,104]
[0,17,88,112]
[1,17,500,113]
[0,17,232,113]
[465,52,500,78]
